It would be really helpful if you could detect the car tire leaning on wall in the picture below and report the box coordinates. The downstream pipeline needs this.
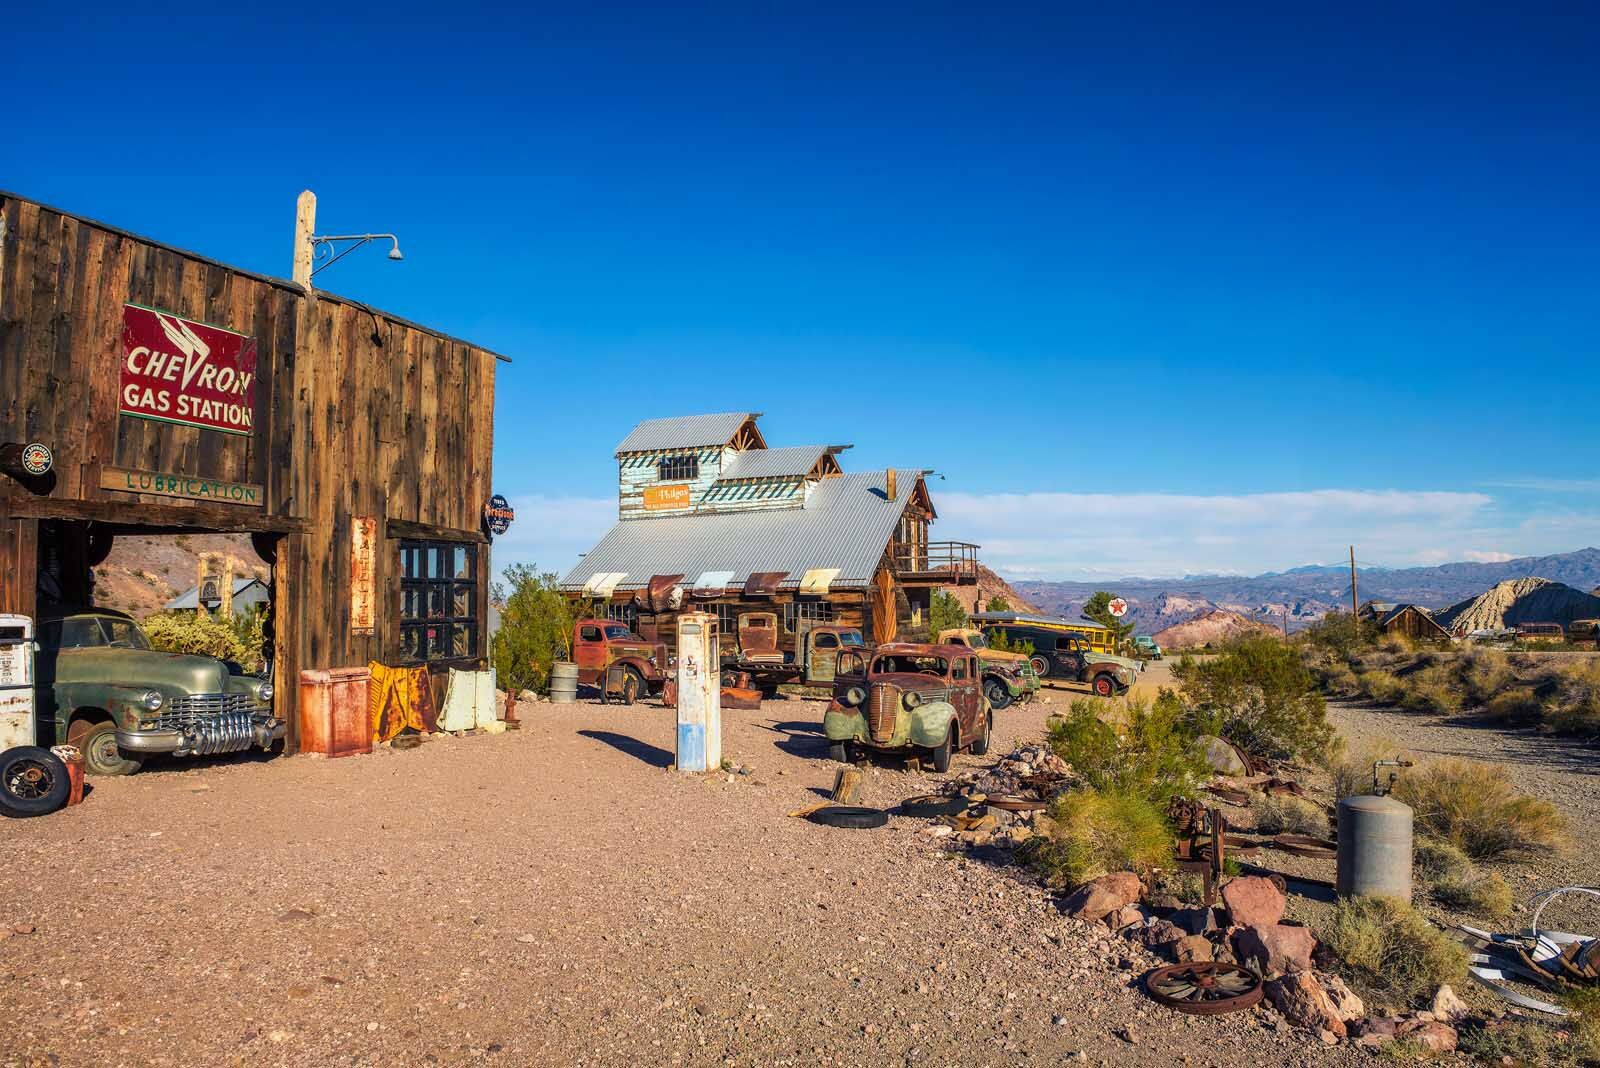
[0,746,71,818]
[80,722,143,777]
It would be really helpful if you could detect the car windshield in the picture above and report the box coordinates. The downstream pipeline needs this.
[964,632,990,649]
[39,617,106,650]
[603,624,634,640]
[839,632,864,646]
[871,654,948,676]
[101,618,151,649]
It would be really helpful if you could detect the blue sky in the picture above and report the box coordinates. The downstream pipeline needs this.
[4,4,1597,580]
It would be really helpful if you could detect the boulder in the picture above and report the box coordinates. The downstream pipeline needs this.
[1220,876,1286,928]
[1105,904,1150,931]
[1063,872,1142,921]
[1410,1021,1458,1053]
[1317,973,1365,1022]
[1234,923,1316,977]
[1198,734,1249,776]
[1170,934,1214,963]
[1431,984,1468,1023]
[1168,906,1218,935]
[1128,919,1184,948]
[1350,1016,1399,1039]
[1264,972,1347,1038]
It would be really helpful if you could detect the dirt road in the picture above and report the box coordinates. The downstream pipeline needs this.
[1,692,1361,1068]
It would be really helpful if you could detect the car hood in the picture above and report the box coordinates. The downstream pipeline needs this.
[867,672,950,693]
[58,648,232,693]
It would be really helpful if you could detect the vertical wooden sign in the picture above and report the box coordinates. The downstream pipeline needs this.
[350,517,377,635]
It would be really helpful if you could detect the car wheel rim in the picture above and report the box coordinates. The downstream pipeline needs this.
[89,733,120,769]
[4,759,55,801]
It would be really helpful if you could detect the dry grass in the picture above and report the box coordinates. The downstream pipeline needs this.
[1023,786,1175,889]
[1250,794,1329,837]
[1391,758,1567,860]
[1432,869,1515,918]
[1483,687,1543,725]
[1399,663,1464,713]
[1358,669,1406,705]
[1324,736,1403,800]
[1460,986,1600,1067]
[1459,648,1515,704]
[1321,896,1468,1007]
[1413,837,1472,883]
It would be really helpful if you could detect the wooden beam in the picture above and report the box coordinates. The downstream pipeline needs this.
[0,494,306,533]
[385,517,487,543]
[292,191,315,289]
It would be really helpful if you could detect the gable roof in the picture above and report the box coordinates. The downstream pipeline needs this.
[560,469,923,592]
[615,412,763,456]
[164,576,269,610]
[716,445,842,482]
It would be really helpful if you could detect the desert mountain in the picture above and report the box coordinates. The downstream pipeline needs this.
[93,533,264,619]
[939,562,1041,615]
[1153,610,1277,650]
[1434,577,1600,633]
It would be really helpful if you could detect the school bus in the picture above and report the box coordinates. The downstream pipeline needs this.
[969,611,1118,655]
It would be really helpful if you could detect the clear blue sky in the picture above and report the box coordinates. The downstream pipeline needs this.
[4,4,1597,579]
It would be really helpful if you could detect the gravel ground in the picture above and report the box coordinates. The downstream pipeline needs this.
[0,690,1366,1068]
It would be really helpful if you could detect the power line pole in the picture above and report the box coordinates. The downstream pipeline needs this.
[1349,545,1359,619]
[292,190,316,289]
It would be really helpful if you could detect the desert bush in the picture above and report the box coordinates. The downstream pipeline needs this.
[1321,896,1468,1007]
[1171,637,1333,762]
[1318,662,1362,698]
[1300,612,1371,658]
[1459,986,1600,1067]
[1432,869,1514,918]
[1483,687,1543,725]
[1413,837,1472,883]
[1024,786,1175,888]
[1045,696,1209,806]
[1324,738,1403,799]
[1547,696,1600,739]
[1357,669,1405,705]
[1391,758,1567,860]
[1399,663,1463,713]
[143,610,263,668]
[1250,794,1329,837]
[492,564,582,694]
[1377,632,1415,656]
[1459,648,1515,705]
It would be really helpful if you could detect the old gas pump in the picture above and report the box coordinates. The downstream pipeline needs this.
[675,612,721,773]
[0,614,37,750]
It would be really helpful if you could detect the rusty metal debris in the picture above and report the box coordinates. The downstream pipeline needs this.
[983,794,1049,813]
[1270,833,1337,859]
[1145,962,1264,1014]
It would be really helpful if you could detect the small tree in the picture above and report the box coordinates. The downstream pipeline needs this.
[1172,636,1333,761]
[928,591,968,638]
[1082,591,1136,646]
[986,595,1011,612]
[492,564,581,695]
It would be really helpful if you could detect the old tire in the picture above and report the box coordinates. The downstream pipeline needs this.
[899,794,968,818]
[0,746,71,818]
[805,805,888,830]
[1093,675,1116,698]
[971,711,993,756]
[929,723,954,773]
[80,722,142,777]
[983,677,1012,711]
[827,740,853,763]
[621,666,644,706]
[1028,653,1051,679]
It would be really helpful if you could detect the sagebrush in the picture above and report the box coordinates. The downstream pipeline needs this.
[1023,786,1174,888]
[1046,695,1209,806]
[1322,895,1468,1006]
[1172,637,1333,762]
[1391,758,1567,859]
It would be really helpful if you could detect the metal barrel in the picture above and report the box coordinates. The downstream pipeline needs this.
[548,662,579,703]
[1336,794,1413,901]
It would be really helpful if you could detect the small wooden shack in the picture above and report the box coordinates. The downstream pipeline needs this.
[560,413,977,652]
[1370,603,1453,643]
[0,191,505,750]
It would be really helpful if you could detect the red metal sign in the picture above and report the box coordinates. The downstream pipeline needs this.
[120,304,257,436]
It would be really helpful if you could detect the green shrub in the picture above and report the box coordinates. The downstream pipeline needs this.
[1171,637,1333,762]
[1484,687,1543,725]
[1358,670,1406,705]
[1459,648,1515,705]
[1023,786,1174,888]
[1045,695,1209,806]
[142,610,263,668]
[1321,896,1468,1006]
[491,564,582,694]
[928,591,968,640]
[1432,869,1514,918]
[1300,612,1370,659]
[1318,662,1362,698]
[1399,663,1463,713]
[1391,758,1567,860]
[1460,987,1600,1067]
[1250,794,1329,837]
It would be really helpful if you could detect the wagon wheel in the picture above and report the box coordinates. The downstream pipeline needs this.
[1145,962,1263,1015]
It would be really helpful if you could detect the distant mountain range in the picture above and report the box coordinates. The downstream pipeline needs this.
[1012,547,1600,634]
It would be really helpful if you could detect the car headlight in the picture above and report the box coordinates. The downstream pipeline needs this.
[141,689,164,711]
[842,685,866,707]
[259,681,275,703]
[902,690,923,710]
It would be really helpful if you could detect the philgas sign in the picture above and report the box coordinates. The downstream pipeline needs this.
[120,304,257,436]
[484,494,514,537]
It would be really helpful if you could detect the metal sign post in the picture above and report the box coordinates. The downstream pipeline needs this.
[675,612,721,773]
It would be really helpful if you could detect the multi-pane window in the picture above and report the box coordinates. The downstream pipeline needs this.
[603,602,638,630]
[783,600,834,631]
[714,603,740,636]
[399,540,479,661]
[657,453,699,481]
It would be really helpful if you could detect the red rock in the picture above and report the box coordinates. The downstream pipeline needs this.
[1411,1021,1458,1053]
[1317,972,1365,1022]
[1171,934,1214,963]
[1220,876,1286,927]
[1264,972,1347,1037]
[1233,923,1316,977]
[1063,872,1142,921]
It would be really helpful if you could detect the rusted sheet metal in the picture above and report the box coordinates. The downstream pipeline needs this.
[298,667,372,758]
[691,570,735,599]
[737,612,780,661]
[638,573,686,612]
[743,571,788,597]
[721,686,762,710]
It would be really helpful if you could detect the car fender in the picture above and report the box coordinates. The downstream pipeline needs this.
[907,701,958,748]
[608,655,660,682]
[982,671,1025,698]
[57,684,157,730]
[822,706,867,743]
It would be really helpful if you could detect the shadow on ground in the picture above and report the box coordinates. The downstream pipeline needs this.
[760,719,830,759]
[578,729,674,769]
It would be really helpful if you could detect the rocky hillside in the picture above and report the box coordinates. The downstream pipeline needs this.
[1434,577,1600,633]
[939,562,1040,615]
[92,533,264,619]
[1152,610,1277,650]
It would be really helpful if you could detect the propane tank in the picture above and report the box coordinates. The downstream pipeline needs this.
[1336,760,1414,901]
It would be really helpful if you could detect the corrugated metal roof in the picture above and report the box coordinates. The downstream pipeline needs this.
[560,469,919,591]
[615,412,757,455]
[716,445,828,481]
[164,577,268,610]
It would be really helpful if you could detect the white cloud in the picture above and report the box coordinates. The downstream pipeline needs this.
[1463,550,1516,563]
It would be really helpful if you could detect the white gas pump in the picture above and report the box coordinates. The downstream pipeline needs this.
[675,612,721,773]
[0,614,37,750]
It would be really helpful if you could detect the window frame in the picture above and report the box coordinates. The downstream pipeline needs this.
[657,453,699,482]
[398,539,481,664]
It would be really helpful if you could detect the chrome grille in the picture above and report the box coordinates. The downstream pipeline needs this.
[151,693,271,756]
[868,683,897,742]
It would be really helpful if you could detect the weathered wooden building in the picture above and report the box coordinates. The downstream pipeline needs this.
[0,192,505,750]
[1359,601,1453,643]
[560,413,977,649]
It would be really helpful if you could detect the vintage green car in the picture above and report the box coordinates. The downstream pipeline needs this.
[822,643,991,772]
[35,608,280,776]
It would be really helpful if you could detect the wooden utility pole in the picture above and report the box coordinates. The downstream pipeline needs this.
[292,190,316,289]
[1349,546,1359,619]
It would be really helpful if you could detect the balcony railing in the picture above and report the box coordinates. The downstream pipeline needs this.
[891,541,980,584]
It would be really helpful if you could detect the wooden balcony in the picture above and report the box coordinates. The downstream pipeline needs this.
[892,541,980,585]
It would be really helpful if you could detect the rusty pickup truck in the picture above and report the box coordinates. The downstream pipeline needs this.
[572,619,670,704]
[725,610,867,691]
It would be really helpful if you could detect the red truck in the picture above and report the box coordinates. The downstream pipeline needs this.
[572,619,670,704]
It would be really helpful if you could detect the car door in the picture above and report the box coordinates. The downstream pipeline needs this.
[947,655,977,736]
[805,630,843,684]
[573,623,608,684]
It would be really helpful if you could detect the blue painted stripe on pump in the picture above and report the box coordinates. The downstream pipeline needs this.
[677,722,707,772]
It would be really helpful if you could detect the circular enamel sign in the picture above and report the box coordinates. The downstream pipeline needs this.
[20,442,52,476]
